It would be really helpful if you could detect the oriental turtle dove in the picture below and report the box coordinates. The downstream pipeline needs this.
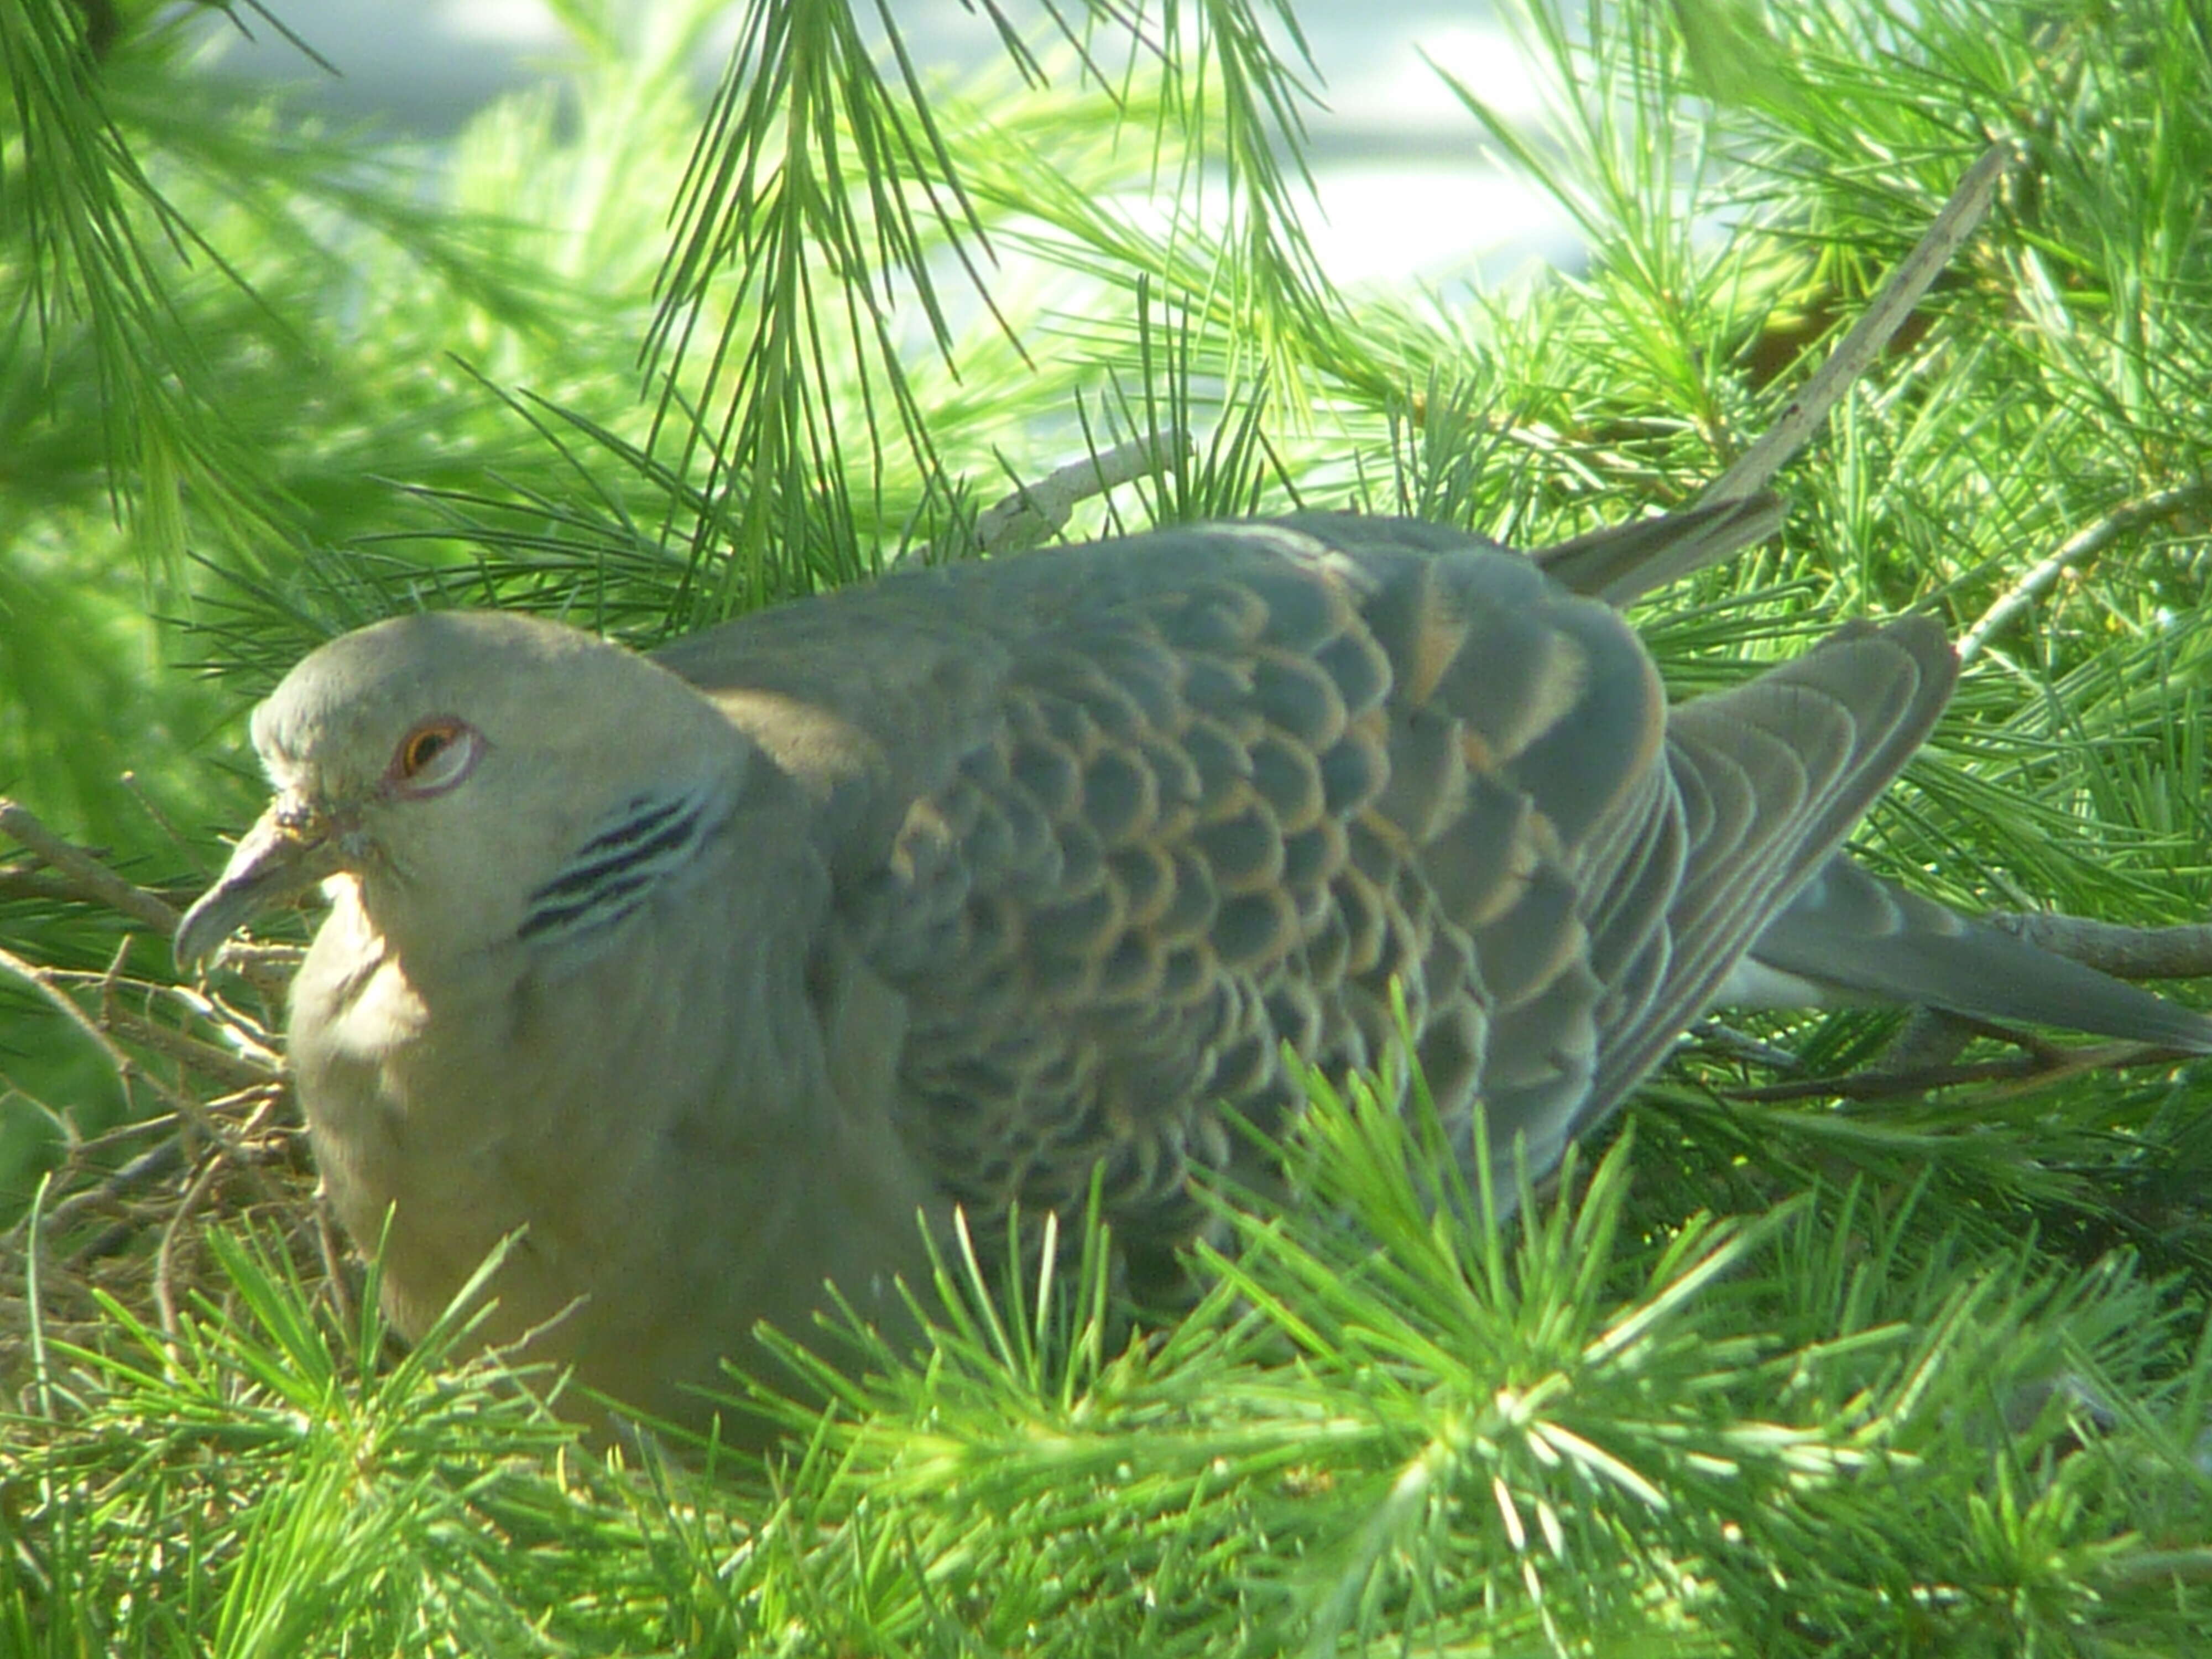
[175,503,2212,1433]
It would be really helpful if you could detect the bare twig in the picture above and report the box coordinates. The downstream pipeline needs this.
[1704,138,2021,507]
[976,431,1194,552]
[67,988,280,1093]
[0,798,183,937]
[0,790,310,1350]
[191,941,307,1000]
[1983,912,2212,979]
[2,863,118,906]
[1728,1036,2184,1103]
[1686,1020,1806,1071]
[1875,1007,1982,1075]
[1958,481,2212,663]
[6,952,286,1211]
[119,770,209,878]
[0,945,137,1110]
[20,1085,287,1261]
[155,1156,224,1342]
[36,1139,187,1240]
[905,430,1196,564]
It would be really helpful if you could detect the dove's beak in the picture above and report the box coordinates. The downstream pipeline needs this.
[174,796,342,972]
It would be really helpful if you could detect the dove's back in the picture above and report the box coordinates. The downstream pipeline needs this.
[661,517,1956,1256]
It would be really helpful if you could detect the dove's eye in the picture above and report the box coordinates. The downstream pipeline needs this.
[390,719,481,797]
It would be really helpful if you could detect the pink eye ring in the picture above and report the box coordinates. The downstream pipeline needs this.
[389,719,482,797]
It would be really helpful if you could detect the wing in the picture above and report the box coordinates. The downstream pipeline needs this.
[659,517,1952,1251]
[832,520,1697,1246]
[1513,493,2212,1057]
[1564,618,1955,1142]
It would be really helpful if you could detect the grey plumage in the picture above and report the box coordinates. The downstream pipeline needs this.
[1520,498,2212,1050]
[173,508,2212,1434]
[1720,852,2212,1051]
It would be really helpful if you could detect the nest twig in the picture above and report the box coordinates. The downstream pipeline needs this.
[0,799,328,1412]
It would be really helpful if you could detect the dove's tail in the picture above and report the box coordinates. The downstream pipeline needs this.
[1530,492,1788,606]
[1725,853,2212,1052]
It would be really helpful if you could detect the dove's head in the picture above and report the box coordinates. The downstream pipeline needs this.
[175,611,752,972]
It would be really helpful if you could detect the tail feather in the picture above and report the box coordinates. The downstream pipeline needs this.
[1531,493,1786,606]
[1729,855,2212,1052]
[1573,616,1958,1134]
[1530,492,2212,1058]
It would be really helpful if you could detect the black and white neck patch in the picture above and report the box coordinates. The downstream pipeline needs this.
[521,785,724,948]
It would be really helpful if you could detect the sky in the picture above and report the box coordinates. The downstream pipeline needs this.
[193,1,1582,288]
